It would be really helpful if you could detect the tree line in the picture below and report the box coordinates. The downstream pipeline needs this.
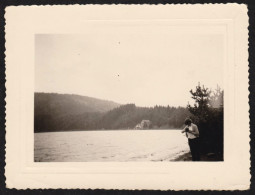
[34,103,191,132]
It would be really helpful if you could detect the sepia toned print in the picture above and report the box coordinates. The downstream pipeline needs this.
[34,32,224,162]
[5,4,249,190]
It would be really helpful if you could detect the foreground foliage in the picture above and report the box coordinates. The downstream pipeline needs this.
[188,84,224,159]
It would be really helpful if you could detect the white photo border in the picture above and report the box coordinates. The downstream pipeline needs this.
[5,4,249,190]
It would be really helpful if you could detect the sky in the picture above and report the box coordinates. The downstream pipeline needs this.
[35,31,224,107]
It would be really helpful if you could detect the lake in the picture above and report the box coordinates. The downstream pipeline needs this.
[34,130,189,162]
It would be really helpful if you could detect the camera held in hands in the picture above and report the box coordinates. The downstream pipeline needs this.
[185,127,189,132]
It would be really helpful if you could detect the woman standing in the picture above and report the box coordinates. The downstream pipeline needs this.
[181,118,200,161]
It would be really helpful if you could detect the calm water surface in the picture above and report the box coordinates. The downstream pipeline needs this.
[34,130,189,162]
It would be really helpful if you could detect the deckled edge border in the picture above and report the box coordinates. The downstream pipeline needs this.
[248,0,254,193]
[0,0,253,194]
[0,1,6,194]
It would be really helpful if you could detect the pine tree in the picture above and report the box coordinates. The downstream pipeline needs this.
[187,83,211,123]
[187,83,224,158]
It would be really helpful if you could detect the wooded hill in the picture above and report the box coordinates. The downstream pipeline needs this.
[34,93,190,132]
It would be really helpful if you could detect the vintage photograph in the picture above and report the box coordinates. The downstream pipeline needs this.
[5,4,250,190]
[34,33,224,162]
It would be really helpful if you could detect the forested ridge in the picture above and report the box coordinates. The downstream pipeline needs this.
[34,93,190,132]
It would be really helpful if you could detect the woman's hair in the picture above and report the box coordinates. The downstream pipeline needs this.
[184,118,192,125]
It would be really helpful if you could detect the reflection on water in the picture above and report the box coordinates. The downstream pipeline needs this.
[34,130,189,162]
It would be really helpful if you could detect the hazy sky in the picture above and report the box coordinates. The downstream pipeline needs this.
[35,32,224,107]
